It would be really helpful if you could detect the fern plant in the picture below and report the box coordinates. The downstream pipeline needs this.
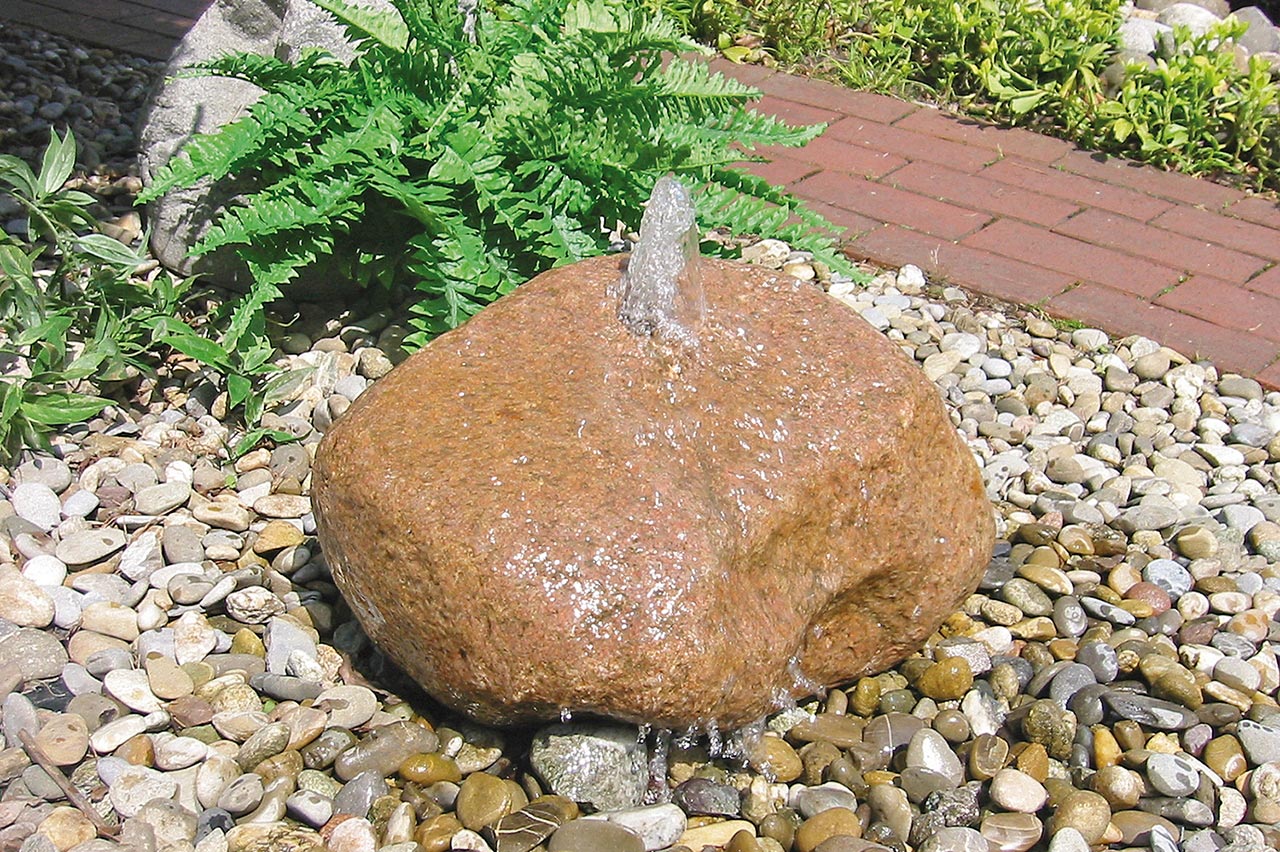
[139,0,856,350]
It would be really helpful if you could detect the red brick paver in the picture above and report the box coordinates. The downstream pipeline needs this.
[4,3,1279,387]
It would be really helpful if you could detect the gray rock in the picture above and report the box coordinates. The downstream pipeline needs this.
[0,628,69,681]
[133,482,192,516]
[1146,752,1201,797]
[1103,693,1198,729]
[265,615,318,676]
[55,528,127,567]
[14,457,73,493]
[1157,2,1224,36]
[138,0,390,298]
[1236,719,1280,764]
[1120,17,1170,54]
[793,781,860,819]
[287,789,334,827]
[332,770,389,818]
[590,804,685,850]
[1235,6,1280,53]
[918,826,988,852]
[1143,559,1193,599]
[10,483,62,531]
[672,777,740,817]
[529,724,647,812]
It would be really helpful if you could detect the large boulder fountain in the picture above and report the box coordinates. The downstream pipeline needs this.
[312,179,995,729]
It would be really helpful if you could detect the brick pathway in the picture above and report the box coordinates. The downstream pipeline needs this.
[5,3,1280,388]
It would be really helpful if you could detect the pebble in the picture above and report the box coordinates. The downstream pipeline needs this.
[54,527,127,565]
[989,768,1048,812]
[549,818,645,852]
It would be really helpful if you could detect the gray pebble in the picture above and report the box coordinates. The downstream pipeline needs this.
[332,769,388,818]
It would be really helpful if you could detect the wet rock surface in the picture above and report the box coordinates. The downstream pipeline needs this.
[313,254,994,728]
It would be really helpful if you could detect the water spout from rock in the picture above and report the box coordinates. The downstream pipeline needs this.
[615,175,704,346]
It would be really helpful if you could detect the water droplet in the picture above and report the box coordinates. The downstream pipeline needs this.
[559,707,573,723]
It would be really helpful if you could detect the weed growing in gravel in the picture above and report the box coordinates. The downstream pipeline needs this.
[0,130,207,458]
[140,0,857,352]
[683,0,1280,189]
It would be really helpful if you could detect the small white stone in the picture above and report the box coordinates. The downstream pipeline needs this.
[90,714,148,753]
[11,482,63,530]
[21,554,67,587]
[109,764,178,818]
[104,669,163,714]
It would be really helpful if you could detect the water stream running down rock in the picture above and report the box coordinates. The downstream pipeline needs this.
[613,175,705,346]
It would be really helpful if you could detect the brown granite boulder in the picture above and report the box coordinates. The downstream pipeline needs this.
[312,254,994,728]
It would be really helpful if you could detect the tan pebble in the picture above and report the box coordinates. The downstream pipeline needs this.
[1018,563,1073,595]
[255,749,303,783]
[455,770,515,831]
[1089,765,1141,809]
[1014,743,1049,782]
[66,630,129,666]
[1203,680,1254,712]
[1009,618,1056,640]
[415,814,463,852]
[1228,609,1270,643]
[1203,735,1246,781]
[34,714,89,766]
[1118,600,1154,618]
[1047,638,1078,661]
[916,658,973,701]
[968,733,1009,780]
[400,753,462,785]
[940,611,980,637]
[1150,668,1203,710]
[981,599,1023,626]
[1107,564,1142,595]
[1056,526,1095,556]
[229,628,265,657]
[145,653,195,700]
[116,733,154,766]
[1051,790,1111,844]
[787,714,865,749]
[752,736,803,783]
[1092,726,1122,768]
[979,812,1042,852]
[1144,733,1180,754]
[253,520,306,554]
[794,808,862,852]
[863,770,897,786]
[253,494,311,518]
[79,601,139,642]
[36,806,96,851]
[679,821,758,850]
[726,829,763,852]
[1175,525,1219,560]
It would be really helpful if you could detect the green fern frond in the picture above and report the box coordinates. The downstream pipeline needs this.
[313,0,408,50]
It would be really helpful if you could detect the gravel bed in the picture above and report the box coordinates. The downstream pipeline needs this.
[4,21,1280,852]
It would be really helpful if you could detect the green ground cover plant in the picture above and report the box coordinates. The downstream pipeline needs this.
[676,0,1280,190]
[140,0,859,360]
[0,131,209,458]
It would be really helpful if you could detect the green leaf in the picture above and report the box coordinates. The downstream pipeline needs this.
[20,391,111,425]
[160,333,233,370]
[231,427,299,460]
[1009,90,1047,115]
[74,233,144,268]
[37,129,76,199]
[14,315,73,347]
[227,373,252,408]
[0,155,38,198]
